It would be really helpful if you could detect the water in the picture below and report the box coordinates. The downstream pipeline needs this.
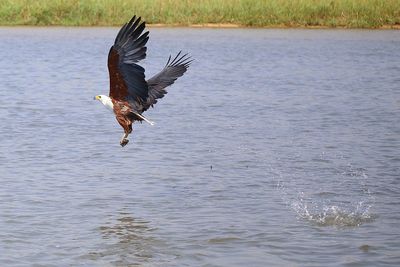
[0,27,399,266]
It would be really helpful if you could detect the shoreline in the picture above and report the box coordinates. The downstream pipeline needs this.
[1,0,398,30]
[148,23,400,29]
[1,23,399,30]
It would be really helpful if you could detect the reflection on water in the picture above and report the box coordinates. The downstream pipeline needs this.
[88,214,157,266]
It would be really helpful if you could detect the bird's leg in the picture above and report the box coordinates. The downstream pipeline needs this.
[115,114,132,147]
[120,132,129,147]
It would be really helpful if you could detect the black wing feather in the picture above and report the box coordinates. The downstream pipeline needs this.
[144,52,192,111]
[111,16,149,103]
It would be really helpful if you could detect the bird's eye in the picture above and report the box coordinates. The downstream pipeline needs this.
[98,96,101,98]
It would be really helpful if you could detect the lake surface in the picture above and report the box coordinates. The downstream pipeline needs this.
[0,27,399,266]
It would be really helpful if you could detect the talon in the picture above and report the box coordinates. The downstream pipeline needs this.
[120,139,129,147]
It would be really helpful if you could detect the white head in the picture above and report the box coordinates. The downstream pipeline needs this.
[94,95,114,111]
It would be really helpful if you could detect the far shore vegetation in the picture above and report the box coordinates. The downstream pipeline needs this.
[0,0,399,28]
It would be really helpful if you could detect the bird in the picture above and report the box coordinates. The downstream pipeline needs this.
[95,15,192,147]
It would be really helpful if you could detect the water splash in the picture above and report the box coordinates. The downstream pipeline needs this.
[276,160,376,228]
[291,199,376,227]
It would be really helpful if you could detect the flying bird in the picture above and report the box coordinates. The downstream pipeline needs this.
[95,15,192,147]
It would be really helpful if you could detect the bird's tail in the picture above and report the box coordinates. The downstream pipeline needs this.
[133,112,155,125]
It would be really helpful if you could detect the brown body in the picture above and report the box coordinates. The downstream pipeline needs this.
[113,100,133,135]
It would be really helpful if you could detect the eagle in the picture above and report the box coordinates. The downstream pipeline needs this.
[95,15,192,147]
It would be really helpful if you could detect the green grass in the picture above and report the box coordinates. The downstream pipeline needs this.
[0,0,399,28]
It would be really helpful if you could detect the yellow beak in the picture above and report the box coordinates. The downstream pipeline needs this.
[94,95,100,100]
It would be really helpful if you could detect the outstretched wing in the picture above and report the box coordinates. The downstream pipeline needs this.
[108,16,149,104]
[143,52,192,111]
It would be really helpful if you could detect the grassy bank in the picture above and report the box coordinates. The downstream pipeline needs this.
[0,0,399,28]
